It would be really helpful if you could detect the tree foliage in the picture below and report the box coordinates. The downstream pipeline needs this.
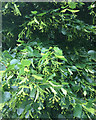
[0,1,96,119]
[2,2,96,50]
[1,41,96,119]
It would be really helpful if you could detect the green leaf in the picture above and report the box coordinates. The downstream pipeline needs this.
[34,88,39,102]
[33,49,41,57]
[14,4,21,16]
[41,53,49,60]
[19,67,24,76]
[54,47,63,56]
[55,55,67,62]
[10,59,19,65]
[21,59,31,66]
[83,91,87,96]
[34,17,39,24]
[68,2,76,9]
[48,73,56,80]
[88,50,96,61]
[76,63,85,69]
[16,40,24,43]
[61,9,67,13]
[32,74,43,80]
[3,51,13,59]
[54,47,67,62]
[37,12,46,16]
[26,46,33,52]
[67,9,79,13]
[19,85,30,89]
[27,21,34,26]
[50,87,57,94]
[48,81,62,88]
[3,92,11,102]
[31,11,37,14]
[25,111,29,118]
[0,71,5,75]
[30,59,35,68]
[74,104,82,118]
[41,48,48,53]
[71,66,77,71]
[61,97,70,109]
[58,114,65,118]
[61,28,66,35]
[17,88,23,95]
[86,101,93,108]
[11,86,18,91]
[51,8,60,13]
[5,3,8,9]
[61,82,69,85]
[30,88,36,98]
[82,105,95,114]
[61,88,67,96]
[17,108,24,116]
[68,68,73,75]
[27,52,34,57]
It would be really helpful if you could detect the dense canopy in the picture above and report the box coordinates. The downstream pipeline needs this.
[0,2,96,119]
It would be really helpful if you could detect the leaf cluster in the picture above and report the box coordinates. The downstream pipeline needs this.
[0,41,96,119]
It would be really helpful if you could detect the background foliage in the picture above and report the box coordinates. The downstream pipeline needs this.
[0,1,96,119]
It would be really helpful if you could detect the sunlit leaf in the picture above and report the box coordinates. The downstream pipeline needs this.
[82,105,95,114]
[31,11,37,14]
[34,88,39,102]
[48,81,62,88]
[54,47,63,56]
[61,9,67,13]
[83,91,87,96]
[14,4,21,16]
[68,2,76,9]
[21,59,31,66]
[68,68,73,75]
[67,9,79,13]
[32,74,43,80]
[55,55,67,62]
[37,12,46,16]
[50,87,57,94]
[34,17,39,24]
[61,88,67,96]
